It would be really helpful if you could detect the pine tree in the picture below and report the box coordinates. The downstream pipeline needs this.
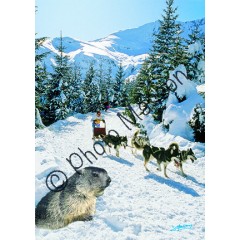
[124,78,136,105]
[69,63,84,113]
[150,0,182,76]
[96,63,115,110]
[189,104,205,143]
[104,65,114,104]
[113,63,125,107]
[121,79,131,107]
[132,60,153,104]
[35,63,49,109]
[82,63,99,113]
[47,33,72,121]
[171,31,188,68]
[35,7,50,127]
[186,22,205,84]
[96,61,105,107]
[147,0,185,120]
[35,36,49,127]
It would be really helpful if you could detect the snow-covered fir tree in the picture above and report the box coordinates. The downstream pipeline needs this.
[96,61,106,108]
[189,104,205,143]
[104,65,114,104]
[171,31,188,68]
[123,78,136,105]
[35,36,49,127]
[47,33,72,121]
[141,0,186,121]
[69,63,84,113]
[186,22,205,84]
[113,63,125,107]
[121,78,132,107]
[82,63,100,113]
[132,60,154,104]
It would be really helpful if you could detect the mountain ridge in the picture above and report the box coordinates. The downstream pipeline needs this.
[39,18,205,79]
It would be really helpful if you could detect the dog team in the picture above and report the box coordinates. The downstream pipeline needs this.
[99,128,197,178]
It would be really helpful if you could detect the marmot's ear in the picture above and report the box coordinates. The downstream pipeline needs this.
[78,169,85,176]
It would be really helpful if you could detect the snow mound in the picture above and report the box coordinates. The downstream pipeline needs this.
[163,65,204,140]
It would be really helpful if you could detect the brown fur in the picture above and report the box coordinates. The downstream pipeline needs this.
[35,167,111,229]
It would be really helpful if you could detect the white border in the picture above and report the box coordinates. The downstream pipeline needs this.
[1,0,239,239]
[0,1,35,238]
[206,0,240,239]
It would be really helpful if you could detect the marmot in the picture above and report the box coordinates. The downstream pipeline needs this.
[35,167,111,229]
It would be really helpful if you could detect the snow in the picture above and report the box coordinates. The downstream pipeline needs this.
[169,65,197,100]
[197,84,205,93]
[36,106,205,239]
[188,41,203,55]
[52,37,83,53]
[198,60,205,71]
[60,92,67,103]
[35,108,45,129]
[163,65,204,140]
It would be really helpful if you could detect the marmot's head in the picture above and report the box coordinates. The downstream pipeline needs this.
[75,167,111,197]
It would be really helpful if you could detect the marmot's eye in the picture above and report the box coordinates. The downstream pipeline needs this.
[92,172,99,177]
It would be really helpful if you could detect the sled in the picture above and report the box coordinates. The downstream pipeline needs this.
[93,120,106,140]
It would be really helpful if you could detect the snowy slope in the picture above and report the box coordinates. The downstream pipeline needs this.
[35,106,205,239]
[38,18,205,79]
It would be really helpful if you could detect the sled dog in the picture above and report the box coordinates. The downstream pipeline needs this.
[131,129,150,154]
[143,143,180,178]
[174,148,197,177]
[100,134,128,157]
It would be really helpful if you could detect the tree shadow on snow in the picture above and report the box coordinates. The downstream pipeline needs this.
[74,114,88,121]
[144,173,200,197]
[103,155,134,167]
[49,120,81,132]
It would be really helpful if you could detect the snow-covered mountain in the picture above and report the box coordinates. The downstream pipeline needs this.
[39,18,205,79]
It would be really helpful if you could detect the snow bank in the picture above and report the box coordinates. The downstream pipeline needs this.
[163,65,204,140]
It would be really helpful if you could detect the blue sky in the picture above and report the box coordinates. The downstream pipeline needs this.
[35,0,205,41]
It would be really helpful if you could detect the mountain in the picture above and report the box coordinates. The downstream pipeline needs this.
[38,18,205,79]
